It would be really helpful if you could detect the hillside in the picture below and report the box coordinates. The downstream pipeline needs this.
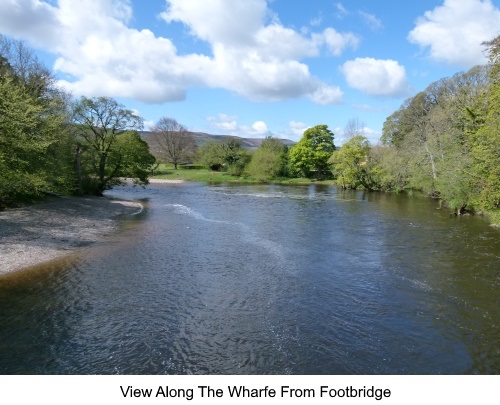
[140,131,295,151]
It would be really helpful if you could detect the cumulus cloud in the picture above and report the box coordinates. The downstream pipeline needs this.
[161,0,355,103]
[208,115,272,138]
[271,121,312,141]
[161,0,267,47]
[308,83,344,105]
[0,0,61,49]
[208,114,239,132]
[288,121,309,136]
[250,121,270,136]
[408,0,500,67]
[319,27,360,56]
[0,0,356,104]
[341,58,412,98]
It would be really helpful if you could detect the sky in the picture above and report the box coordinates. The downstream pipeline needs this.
[0,0,499,144]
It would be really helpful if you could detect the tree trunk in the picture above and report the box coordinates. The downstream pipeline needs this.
[424,142,437,180]
[97,152,107,195]
[75,145,83,196]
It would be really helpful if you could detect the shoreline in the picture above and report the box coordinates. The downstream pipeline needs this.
[0,196,142,277]
[148,178,184,184]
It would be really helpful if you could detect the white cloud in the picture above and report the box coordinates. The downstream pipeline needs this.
[408,0,500,67]
[251,121,270,136]
[319,27,360,56]
[161,0,267,47]
[272,121,312,142]
[208,114,239,132]
[143,120,156,131]
[341,58,412,98]
[207,115,271,138]
[0,0,356,105]
[161,0,355,104]
[0,0,60,49]
[289,121,309,136]
[308,83,344,105]
[361,127,381,145]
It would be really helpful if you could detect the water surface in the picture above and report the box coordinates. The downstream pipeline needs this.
[0,183,498,374]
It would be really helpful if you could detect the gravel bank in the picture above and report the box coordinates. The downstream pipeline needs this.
[0,196,142,276]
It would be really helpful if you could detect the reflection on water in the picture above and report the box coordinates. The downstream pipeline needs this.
[0,183,499,374]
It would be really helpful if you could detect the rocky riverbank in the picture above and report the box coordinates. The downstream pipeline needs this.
[0,196,142,276]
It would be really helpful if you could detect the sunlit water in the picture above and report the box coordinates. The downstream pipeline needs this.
[0,183,499,374]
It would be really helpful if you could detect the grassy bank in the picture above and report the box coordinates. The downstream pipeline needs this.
[151,164,334,185]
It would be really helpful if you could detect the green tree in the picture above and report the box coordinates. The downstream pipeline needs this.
[107,131,156,185]
[72,96,153,195]
[329,135,373,189]
[469,36,500,214]
[289,124,335,178]
[199,138,251,175]
[199,140,225,171]
[247,136,289,181]
[0,38,73,208]
[381,65,490,196]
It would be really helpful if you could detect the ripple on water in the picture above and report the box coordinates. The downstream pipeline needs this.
[0,183,498,374]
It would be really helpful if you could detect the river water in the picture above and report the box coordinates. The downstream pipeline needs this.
[0,183,499,374]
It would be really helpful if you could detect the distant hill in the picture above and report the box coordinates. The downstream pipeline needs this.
[139,131,295,151]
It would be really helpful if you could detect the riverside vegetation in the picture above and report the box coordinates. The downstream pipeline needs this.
[1,35,499,225]
[0,35,155,208]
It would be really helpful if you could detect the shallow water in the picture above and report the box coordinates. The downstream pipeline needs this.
[0,183,499,374]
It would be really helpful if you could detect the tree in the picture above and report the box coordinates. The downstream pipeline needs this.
[469,36,500,213]
[343,117,366,140]
[199,140,226,171]
[289,124,335,178]
[107,131,157,185]
[72,96,153,195]
[150,117,197,169]
[329,135,373,189]
[378,59,493,215]
[0,38,73,208]
[247,136,289,181]
[198,138,251,175]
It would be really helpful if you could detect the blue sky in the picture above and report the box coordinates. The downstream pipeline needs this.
[1,0,499,144]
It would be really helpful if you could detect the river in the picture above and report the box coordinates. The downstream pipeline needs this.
[0,183,498,374]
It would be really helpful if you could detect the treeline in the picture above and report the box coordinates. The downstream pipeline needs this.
[2,34,498,224]
[190,37,499,223]
[336,37,499,223]
[192,124,335,180]
[0,36,155,209]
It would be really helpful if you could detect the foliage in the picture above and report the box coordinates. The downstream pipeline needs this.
[198,138,251,175]
[0,37,74,208]
[72,96,154,195]
[151,164,332,185]
[198,140,225,171]
[329,135,374,189]
[289,124,335,178]
[247,136,289,181]
[468,37,500,212]
[376,36,499,219]
[150,117,197,169]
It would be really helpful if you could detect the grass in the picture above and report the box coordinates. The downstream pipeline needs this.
[150,164,334,185]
